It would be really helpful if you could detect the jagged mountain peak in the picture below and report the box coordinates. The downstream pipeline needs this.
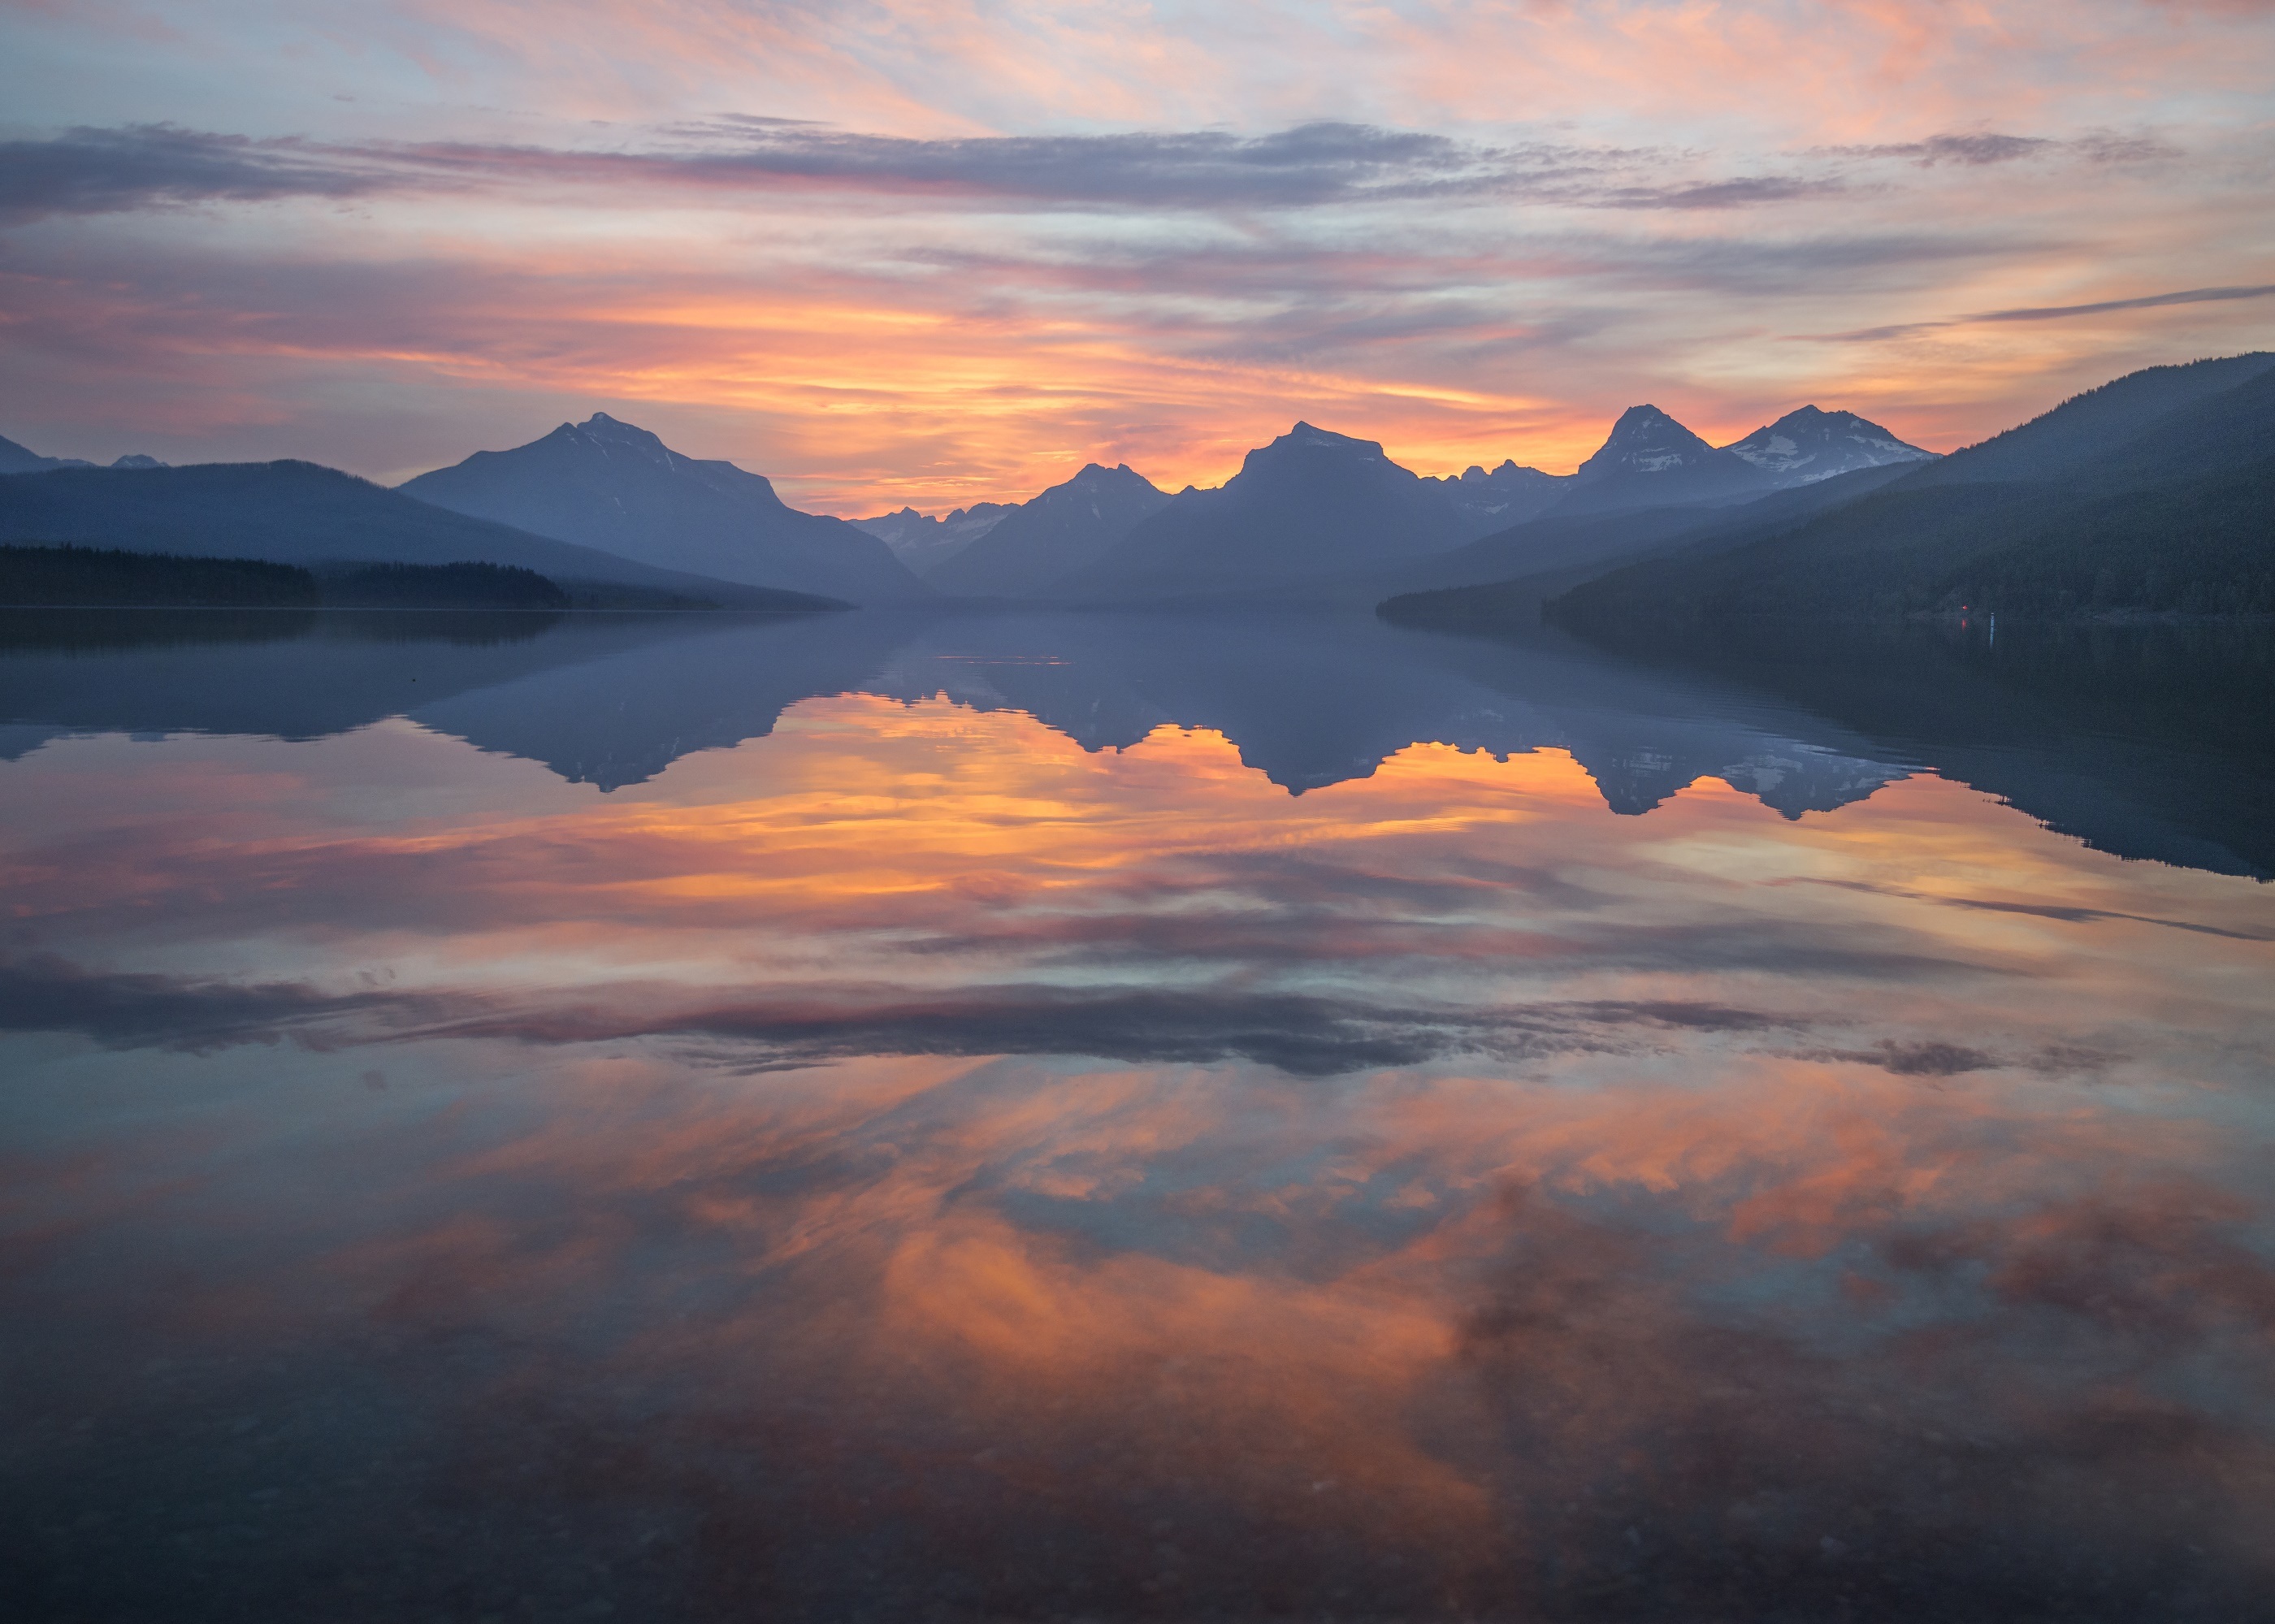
[548,412,677,461]
[1060,421,1475,598]
[1420,457,1571,533]
[399,416,929,603]
[1242,423,1398,482]
[1570,406,1726,484]
[1278,421,1382,453]
[1541,405,1770,518]
[923,461,1172,595]
[1031,463,1160,506]
[1722,405,1935,485]
[1072,461,1160,487]
[1597,404,1716,450]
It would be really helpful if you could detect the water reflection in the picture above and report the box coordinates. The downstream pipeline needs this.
[5,606,2268,875]
[1,608,2270,1620]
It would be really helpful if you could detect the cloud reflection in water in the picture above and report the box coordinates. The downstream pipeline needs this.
[2,686,2271,1619]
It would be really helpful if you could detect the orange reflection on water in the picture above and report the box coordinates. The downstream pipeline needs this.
[2,691,2273,1615]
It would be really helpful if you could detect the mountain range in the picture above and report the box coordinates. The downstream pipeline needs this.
[12,362,2257,624]
[1427,460,1570,531]
[832,405,1930,602]
[0,461,842,610]
[926,464,1171,596]
[853,503,1016,574]
[0,435,171,475]
[1528,352,2275,629]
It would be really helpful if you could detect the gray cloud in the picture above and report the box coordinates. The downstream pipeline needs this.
[0,952,458,1054]
[414,985,1817,1076]
[0,124,405,225]
[0,119,1891,226]
[1798,1038,2005,1076]
[1600,175,1845,210]
[1826,132,2055,167]
[1796,877,2275,939]
[1815,131,2173,168]
[1807,280,2275,343]
[657,116,1566,206]
[1932,891,2275,937]
[1969,282,2275,324]
[0,954,1814,1077]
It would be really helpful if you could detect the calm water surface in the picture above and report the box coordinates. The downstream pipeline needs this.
[2,609,2271,1621]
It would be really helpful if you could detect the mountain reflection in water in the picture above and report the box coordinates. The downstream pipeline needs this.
[4,606,2269,876]
[2,608,2270,1622]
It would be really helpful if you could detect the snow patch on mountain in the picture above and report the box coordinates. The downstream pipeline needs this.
[1722,405,1935,486]
[853,501,1015,571]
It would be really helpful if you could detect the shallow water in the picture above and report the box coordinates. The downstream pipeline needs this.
[3,608,2271,1621]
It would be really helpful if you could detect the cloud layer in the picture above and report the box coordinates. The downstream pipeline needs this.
[0,1,2270,506]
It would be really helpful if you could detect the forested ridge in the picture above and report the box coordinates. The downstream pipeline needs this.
[0,545,573,609]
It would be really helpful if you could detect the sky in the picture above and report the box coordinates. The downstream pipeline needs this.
[2,0,2272,513]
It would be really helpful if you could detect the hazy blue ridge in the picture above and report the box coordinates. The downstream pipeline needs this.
[1367,461,1925,617]
[1544,355,2275,625]
[925,463,1171,596]
[1060,423,1476,600]
[1901,351,2275,488]
[0,460,843,610]
[1377,353,2275,629]
[853,502,1016,575]
[400,413,931,604]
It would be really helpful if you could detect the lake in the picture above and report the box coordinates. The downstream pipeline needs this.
[3,607,2271,1621]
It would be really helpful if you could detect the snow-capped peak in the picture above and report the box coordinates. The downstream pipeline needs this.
[1722,406,1936,486]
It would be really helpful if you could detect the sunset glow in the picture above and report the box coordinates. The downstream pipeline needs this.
[5,2,2272,508]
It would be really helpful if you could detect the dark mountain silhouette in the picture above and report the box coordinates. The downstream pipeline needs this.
[927,464,1171,596]
[401,413,929,604]
[1541,405,1773,518]
[0,434,96,475]
[1423,460,1570,531]
[1341,410,1926,608]
[1546,353,2275,626]
[1372,461,1925,617]
[0,461,837,609]
[1902,351,2275,488]
[1722,406,1935,486]
[1063,423,1473,600]
[0,434,169,474]
[853,503,1015,574]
